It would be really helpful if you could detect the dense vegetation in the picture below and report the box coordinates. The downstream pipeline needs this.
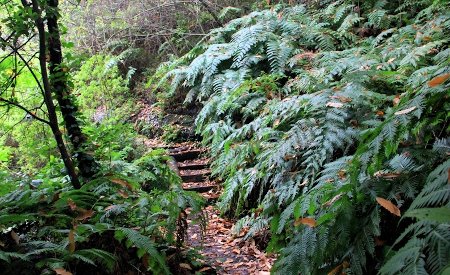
[155,0,450,273]
[1,0,449,274]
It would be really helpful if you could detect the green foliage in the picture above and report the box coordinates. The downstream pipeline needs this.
[73,54,133,122]
[161,124,182,143]
[159,0,450,273]
[0,149,203,274]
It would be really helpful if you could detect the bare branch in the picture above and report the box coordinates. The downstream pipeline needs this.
[0,97,50,125]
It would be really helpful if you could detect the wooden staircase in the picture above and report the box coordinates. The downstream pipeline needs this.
[168,145,220,203]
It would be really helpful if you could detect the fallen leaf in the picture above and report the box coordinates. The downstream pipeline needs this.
[68,230,75,252]
[110,178,133,190]
[225,258,234,264]
[428,73,450,87]
[376,197,401,217]
[179,263,192,270]
[67,199,77,211]
[388,57,395,64]
[324,194,342,207]
[376,110,384,117]
[337,170,346,179]
[294,217,317,227]
[53,268,73,275]
[10,231,19,244]
[393,95,401,106]
[394,106,416,115]
[331,95,352,103]
[118,189,129,198]
[273,119,280,127]
[76,209,95,221]
[326,102,344,108]
[328,263,343,275]
[105,205,115,211]
[373,171,401,179]
[198,267,212,272]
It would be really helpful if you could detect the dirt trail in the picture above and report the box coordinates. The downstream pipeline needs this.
[168,144,275,275]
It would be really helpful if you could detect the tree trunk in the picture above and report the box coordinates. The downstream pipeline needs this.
[26,0,81,189]
[45,0,100,179]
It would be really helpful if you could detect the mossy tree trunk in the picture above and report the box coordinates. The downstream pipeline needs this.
[45,0,100,179]
[21,0,100,187]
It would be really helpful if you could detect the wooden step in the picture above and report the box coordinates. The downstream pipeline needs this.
[169,145,194,153]
[169,149,204,162]
[178,161,210,170]
[183,185,216,193]
[202,193,220,204]
[180,169,211,182]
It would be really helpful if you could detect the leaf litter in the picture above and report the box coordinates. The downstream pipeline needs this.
[186,206,275,274]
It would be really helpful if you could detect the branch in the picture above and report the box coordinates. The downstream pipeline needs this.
[0,35,44,94]
[198,0,224,27]
[0,97,50,125]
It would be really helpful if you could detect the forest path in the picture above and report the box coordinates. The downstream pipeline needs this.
[168,144,275,275]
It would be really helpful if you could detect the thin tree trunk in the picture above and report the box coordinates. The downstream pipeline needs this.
[45,0,100,179]
[25,0,81,189]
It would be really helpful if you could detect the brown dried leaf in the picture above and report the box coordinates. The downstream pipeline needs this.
[337,170,346,179]
[232,248,241,254]
[324,194,342,207]
[394,106,416,115]
[326,102,344,108]
[428,73,450,87]
[76,209,95,221]
[376,110,384,117]
[294,217,317,227]
[328,263,343,275]
[179,263,192,270]
[376,197,401,217]
[54,268,72,275]
[273,119,280,127]
[10,231,19,244]
[331,95,352,103]
[224,258,234,264]
[67,199,77,211]
[118,189,129,198]
[374,171,401,179]
[105,205,115,211]
[393,95,401,106]
[110,178,133,190]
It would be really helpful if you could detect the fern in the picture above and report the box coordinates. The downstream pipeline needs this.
[159,1,450,274]
[115,228,170,274]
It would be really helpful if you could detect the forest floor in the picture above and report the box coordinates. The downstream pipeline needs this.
[166,142,276,274]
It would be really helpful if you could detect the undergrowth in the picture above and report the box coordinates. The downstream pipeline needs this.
[0,125,204,274]
[155,0,450,273]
